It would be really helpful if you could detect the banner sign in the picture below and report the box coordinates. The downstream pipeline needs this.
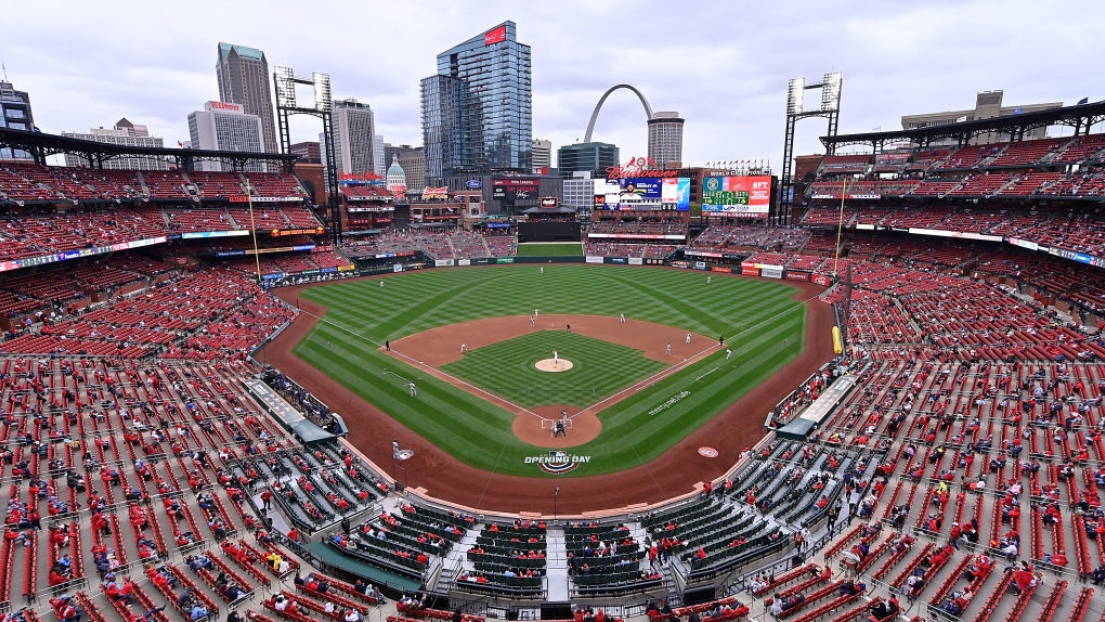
[181,230,250,239]
[484,25,507,45]
[908,228,1003,242]
[271,227,324,237]
[228,195,302,203]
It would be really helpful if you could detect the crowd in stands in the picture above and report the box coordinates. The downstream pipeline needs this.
[341,230,516,260]
[0,164,309,204]
[799,205,1104,258]
[0,254,172,326]
[809,134,1105,180]
[688,225,810,252]
[0,338,409,622]
[588,222,686,236]
[803,133,1105,211]
[582,242,676,260]
[0,202,326,263]
[0,267,294,359]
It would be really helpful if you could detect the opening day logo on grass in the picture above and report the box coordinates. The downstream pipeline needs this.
[525,451,592,474]
[649,390,691,416]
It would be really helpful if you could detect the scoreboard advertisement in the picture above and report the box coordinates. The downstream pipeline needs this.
[492,178,540,201]
[593,177,690,211]
[702,175,773,218]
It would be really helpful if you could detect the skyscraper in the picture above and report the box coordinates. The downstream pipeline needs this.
[62,118,166,170]
[532,138,552,171]
[187,101,265,172]
[327,98,376,176]
[216,42,277,154]
[373,135,386,178]
[421,21,532,180]
[648,111,684,168]
[0,79,35,160]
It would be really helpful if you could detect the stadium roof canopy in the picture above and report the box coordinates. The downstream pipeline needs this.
[821,98,1105,151]
[0,127,298,170]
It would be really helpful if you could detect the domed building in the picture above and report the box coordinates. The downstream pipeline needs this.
[386,155,407,197]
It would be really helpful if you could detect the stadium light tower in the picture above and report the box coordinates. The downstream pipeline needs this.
[780,72,843,225]
[274,66,341,242]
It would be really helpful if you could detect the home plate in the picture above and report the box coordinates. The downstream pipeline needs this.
[535,358,573,372]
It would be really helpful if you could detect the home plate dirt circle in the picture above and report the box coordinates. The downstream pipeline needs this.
[535,358,574,372]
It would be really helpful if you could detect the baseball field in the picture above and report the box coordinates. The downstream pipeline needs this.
[289,264,809,478]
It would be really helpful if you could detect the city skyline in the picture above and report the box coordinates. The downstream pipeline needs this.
[4,0,1102,171]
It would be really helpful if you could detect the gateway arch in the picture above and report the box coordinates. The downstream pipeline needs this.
[583,84,654,143]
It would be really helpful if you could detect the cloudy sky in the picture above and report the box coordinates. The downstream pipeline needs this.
[5,0,1101,170]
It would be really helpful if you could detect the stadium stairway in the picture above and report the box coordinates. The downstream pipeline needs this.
[543,529,570,601]
[432,520,481,593]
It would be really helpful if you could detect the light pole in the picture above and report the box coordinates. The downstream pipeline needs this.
[554,486,560,522]
[245,180,263,285]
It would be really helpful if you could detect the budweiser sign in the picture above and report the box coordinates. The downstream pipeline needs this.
[339,172,382,181]
[421,186,449,200]
[606,156,679,179]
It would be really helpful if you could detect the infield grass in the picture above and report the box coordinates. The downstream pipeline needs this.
[441,331,667,409]
[295,265,808,477]
[516,242,583,256]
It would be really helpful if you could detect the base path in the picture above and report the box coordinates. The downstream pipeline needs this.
[265,272,836,516]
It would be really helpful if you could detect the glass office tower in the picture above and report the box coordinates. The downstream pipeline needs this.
[421,21,532,180]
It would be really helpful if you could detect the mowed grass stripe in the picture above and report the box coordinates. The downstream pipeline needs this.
[516,243,583,256]
[442,331,666,409]
[295,265,810,476]
[605,270,799,339]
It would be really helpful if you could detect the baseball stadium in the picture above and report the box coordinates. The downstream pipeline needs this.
[0,81,1104,622]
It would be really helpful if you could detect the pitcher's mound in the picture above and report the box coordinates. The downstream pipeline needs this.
[535,358,573,372]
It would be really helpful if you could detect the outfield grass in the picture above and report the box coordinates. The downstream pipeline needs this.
[516,242,583,256]
[441,331,667,409]
[295,265,806,477]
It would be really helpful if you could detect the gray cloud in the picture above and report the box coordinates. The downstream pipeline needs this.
[6,0,1102,170]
